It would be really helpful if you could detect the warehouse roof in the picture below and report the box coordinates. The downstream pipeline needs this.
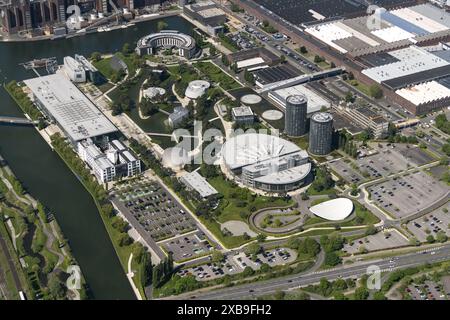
[24,74,117,142]
[396,81,450,106]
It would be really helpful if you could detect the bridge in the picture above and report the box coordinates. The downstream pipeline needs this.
[0,116,37,126]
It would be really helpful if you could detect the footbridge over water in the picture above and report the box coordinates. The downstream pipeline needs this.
[0,116,37,126]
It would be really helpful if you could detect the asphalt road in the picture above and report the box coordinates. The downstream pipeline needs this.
[173,244,450,300]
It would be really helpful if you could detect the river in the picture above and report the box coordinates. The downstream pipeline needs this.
[0,15,193,300]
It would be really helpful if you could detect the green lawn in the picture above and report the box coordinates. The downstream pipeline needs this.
[194,61,241,91]
[304,200,380,228]
[208,175,293,223]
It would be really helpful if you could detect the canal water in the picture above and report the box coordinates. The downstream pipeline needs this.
[0,16,193,300]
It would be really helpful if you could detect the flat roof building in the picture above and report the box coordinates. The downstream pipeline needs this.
[334,104,389,138]
[232,106,254,125]
[268,83,331,114]
[180,171,218,199]
[24,74,118,143]
[183,0,227,28]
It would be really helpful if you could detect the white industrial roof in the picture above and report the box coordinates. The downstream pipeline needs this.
[181,171,218,198]
[236,57,265,69]
[390,7,448,33]
[222,133,303,171]
[305,22,351,53]
[310,198,354,221]
[396,81,450,106]
[371,26,415,43]
[185,80,210,99]
[24,74,117,142]
[362,46,450,83]
[271,84,331,114]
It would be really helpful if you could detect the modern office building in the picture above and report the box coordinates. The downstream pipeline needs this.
[63,56,86,83]
[334,104,389,139]
[180,170,218,199]
[232,106,254,125]
[135,30,198,59]
[77,138,141,184]
[309,112,334,156]
[222,133,311,193]
[74,54,101,84]
[284,94,308,137]
[23,73,118,144]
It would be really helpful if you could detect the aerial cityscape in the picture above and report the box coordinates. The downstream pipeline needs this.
[0,0,449,305]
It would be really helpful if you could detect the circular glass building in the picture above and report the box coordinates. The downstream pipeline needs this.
[284,94,307,137]
[309,112,334,156]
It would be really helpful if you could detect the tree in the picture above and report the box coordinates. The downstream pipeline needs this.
[299,46,307,54]
[48,273,66,299]
[157,20,168,32]
[354,286,369,300]
[345,91,354,103]
[426,234,435,244]
[244,69,255,85]
[365,224,377,236]
[122,43,133,55]
[324,251,341,267]
[436,231,448,243]
[211,250,225,264]
[90,52,102,62]
[245,243,262,256]
[273,290,285,300]
[369,84,383,99]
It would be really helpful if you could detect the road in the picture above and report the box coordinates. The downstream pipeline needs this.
[171,244,450,300]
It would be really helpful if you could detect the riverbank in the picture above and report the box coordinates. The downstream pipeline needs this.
[0,10,181,43]
[0,153,89,300]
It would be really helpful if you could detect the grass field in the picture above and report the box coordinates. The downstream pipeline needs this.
[194,61,242,91]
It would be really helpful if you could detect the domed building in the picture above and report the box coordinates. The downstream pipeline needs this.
[185,80,210,99]
[221,133,311,193]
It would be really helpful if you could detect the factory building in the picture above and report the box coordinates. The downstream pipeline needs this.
[284,95,308,137]
[226,47,281,71]
[309,112,334,156]
[183,0,226,35]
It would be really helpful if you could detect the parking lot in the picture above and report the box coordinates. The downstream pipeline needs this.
[367,171,449,218]
[406,281,447,300]
[111,178,198,242]
[330,143,435,185]
[407,203,450,242]
[160,231,214,262]
[343,229,409,254]
[179,248,297,281]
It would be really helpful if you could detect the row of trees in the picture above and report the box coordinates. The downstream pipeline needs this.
[152,254,174,288]
[6,81,45,124]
